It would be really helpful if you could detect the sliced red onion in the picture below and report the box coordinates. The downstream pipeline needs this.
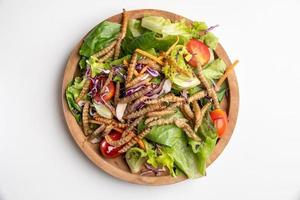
[136,102,145,109]
[102,69,110,74]
[146,79,165,97]
[126,85,146,96]
[181,89,188,100]
[135,63,143,71]
[158,79,172,96]
[85,66,91,77]
[146,67,160,77]
[205,24,219,34]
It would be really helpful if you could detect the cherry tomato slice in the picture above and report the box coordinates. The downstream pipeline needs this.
[186,38,210,67]
[210,109,228,137]
[100,131,123,158]
[94,77,115,102]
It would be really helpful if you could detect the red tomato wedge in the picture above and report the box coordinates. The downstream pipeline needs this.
[94,77,115,102]
[186,39,210,67]
[210,109,228,137]
[100,131,123,158]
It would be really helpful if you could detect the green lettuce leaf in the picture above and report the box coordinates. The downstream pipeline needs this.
[65,77,86,122]
[122,32,182,54]
[189,114,218,175]
[141,16,171,34]
[203,58,226,80]
[128,19,146,37]
[125,147,147,173]
[156,147,176,176]
[79,21,120,57]
[200,32,219,50]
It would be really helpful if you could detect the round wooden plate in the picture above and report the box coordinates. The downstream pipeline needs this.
[61,9,239,185]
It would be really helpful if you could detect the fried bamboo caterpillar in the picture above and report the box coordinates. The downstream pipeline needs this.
[102,125,113,137]
[100,69,114,94]
[196,63,220,109]
[91,115,127,129]
[187,91,207,103]
[105,131,135,147]
[76,79,91,103]
[89,124,106,140]
[82,102,90,136]
[182,103,194,119]
[174,119,201,141]
[168,101,184,109]
[97,48,114,63]
[147,118,175,127]
[137,58,161,71]
[126,96,149,114]
[126,74,150,88]
[139,66,148,75]
[147,109,175,117]
[125,104,166,119]
[92,40,117,58]
[114,9,128,59]
[118,128,151,153]
[192,101,201,132]
[121,116,143,137]
[145,116,160,125]
[114,81,120,104]
[145,94,185,104]
[126,52,138,85]
[119,86,152,104]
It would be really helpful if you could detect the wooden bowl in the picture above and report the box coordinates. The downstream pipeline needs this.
[61,9,239,185]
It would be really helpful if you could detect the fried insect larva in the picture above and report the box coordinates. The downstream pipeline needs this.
[197,102,211,131]
[122,116,143,137]
[105,131,135,147]
[145,116,160,125]
[137,58,161,71]
[126,74,150,88]
[187,91,207,103]
[126,52,138,85]
[133,70,139,76]
[145,94,185,104]
[114,9,128,59]
[192,101,201,132]
[119,86,152,104]
[100,69,114,94]
[114,81,120,104]
[97,48,114,63]
[125,104,165,119]
[76,79,91,103]
[147,109,175,117]
[102,124,113,137]
[93,40,117,58]
[89,124,106,140]
[139,65,148,75]
[174,119,201,141]
[182,103,194,119]
[168,101,184,109]
[91,115,127,129]
[196,63,220,109]
[147,118,175,127]
[82,102,90,136]
[126,96,149,114]
[118,128,151,153]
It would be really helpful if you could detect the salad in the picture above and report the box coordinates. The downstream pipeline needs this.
[65,9,238,178]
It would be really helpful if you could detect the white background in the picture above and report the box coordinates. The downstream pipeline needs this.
[1,0,299,199]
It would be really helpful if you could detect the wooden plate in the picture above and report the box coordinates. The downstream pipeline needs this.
[61,9,239,185]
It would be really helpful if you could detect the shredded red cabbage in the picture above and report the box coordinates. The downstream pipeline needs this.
[125,85,146,96]
[205,24,219,34]
[146,67,159,77]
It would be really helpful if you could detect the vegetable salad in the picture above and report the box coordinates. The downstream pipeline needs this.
[66,9,237,178]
